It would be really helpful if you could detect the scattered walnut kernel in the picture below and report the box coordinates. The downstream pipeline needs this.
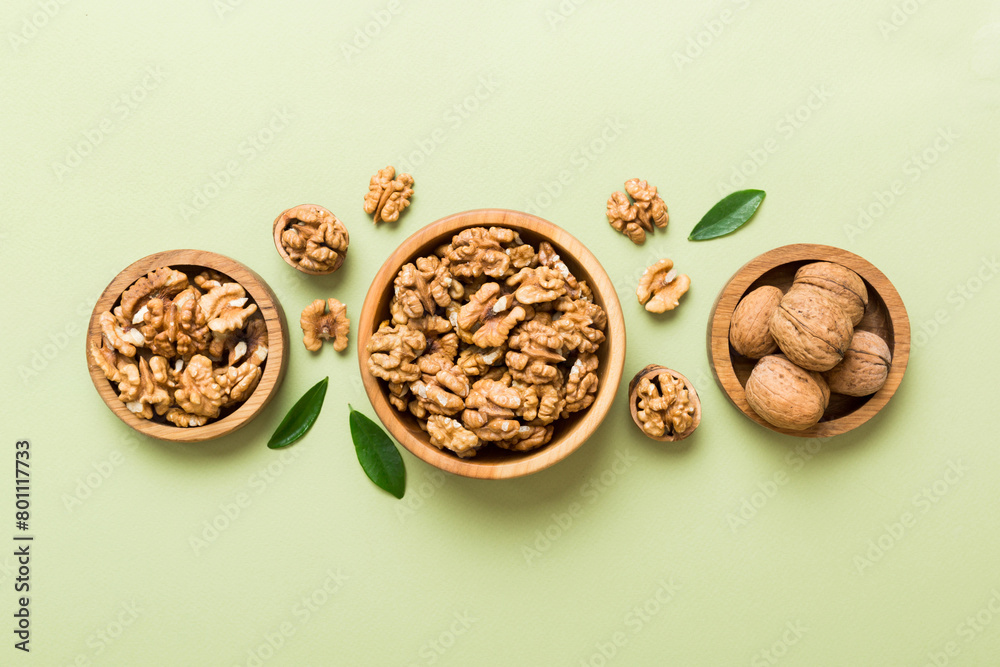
[90,266,269,427]
[364,166,414,224]
[300,298,350,352]
[365,227,608,458]
[637,259,691,313]
[606,178,669,245]
[274,204,350,274]
[628,365,701,441]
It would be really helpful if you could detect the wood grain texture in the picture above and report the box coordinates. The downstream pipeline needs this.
[86,249,289,443]
[357,209,627,479]
[628,365,702,442]
[708,243,909,438]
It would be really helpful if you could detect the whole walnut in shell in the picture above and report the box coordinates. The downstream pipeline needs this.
[823,330,891,396]
[769,284,853,371]
[793,262,868,326]
[729,285,783,359]
[745,354,830,431]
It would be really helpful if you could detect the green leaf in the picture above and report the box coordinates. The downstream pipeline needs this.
[688,189,766,241]
[348,405,406,499]
[267,377,328,449]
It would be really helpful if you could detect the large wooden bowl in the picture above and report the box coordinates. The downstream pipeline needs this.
[86,250,289,442]
[708,244,909,438]
[357,209,627,479]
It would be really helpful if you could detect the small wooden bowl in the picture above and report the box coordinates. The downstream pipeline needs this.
[272,204,349,275]
[628,365,701,442]
[357,209,627,479]
[708,243,909,438]
[86,249,289,442]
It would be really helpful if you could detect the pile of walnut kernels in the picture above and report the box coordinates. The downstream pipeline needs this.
[365,227,607,459]
[90,268,268,427]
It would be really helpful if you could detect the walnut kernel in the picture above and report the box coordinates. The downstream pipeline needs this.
[637,259,691,313]
[364,166,414,224]
[275,204,350,273]
[365,228,608,458]
[91,266,269,427]
[628,365,701,441]
[606,178,669,245]
[300,298,350,352]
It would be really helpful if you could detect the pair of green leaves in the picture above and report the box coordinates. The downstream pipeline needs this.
[266,377,405,498]
[688,189,766,241]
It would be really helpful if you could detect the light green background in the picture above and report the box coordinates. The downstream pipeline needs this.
[2,1,1000,665]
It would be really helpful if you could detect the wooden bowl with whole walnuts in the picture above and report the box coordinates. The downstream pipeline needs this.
[708,244,909,438]
[357,209,627,479]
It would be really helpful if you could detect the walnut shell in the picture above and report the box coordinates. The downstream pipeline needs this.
[729,286,783,359]
[823,330,891,396]
[769,284,854,371]
[793,262,868,326]
[627,365,701,441]
[745,354,830,430]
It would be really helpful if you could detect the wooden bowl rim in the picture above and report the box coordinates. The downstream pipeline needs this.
[357,209,627,479]
[86,249,289,443]
[708,243,910,438]
[628,365,702,442]
[272,204,348,275]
